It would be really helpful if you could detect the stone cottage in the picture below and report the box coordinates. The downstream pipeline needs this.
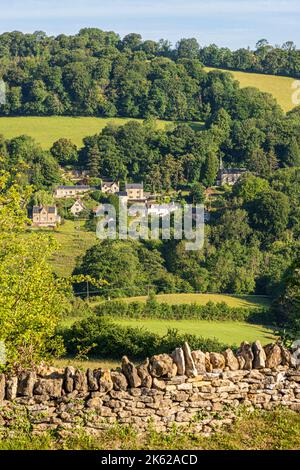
[125,183,144,200]
[32,206,61,227]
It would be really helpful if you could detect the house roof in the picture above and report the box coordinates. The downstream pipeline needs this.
[117,191,128,197]
[125,183,143,189]
[101,181,119,187]
[71,200,86,209]
[33,205,56,214]
[56,185,91,190]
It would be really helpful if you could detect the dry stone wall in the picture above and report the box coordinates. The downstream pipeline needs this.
[0,340,300,435]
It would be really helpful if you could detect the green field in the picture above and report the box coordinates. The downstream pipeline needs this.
[115,318,275,346]
[0,116,173,149]
[118,293,271,309]
[205,67,296,113]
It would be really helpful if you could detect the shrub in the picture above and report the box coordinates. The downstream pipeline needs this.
[62,316,228,360]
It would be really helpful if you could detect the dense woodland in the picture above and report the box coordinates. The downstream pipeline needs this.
[0,30,300,119]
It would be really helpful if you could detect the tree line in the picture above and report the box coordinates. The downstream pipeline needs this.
[79,104,300,189]
[200,39,300,78]
[2,103,300,198]
[0,30,299,119]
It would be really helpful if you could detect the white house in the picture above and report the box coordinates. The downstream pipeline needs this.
[127,202,180,218]
[70,200,86,216]
[147,202,180,218]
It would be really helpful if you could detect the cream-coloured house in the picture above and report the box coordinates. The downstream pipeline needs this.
[32,206,61,227]
[70,200,86,216]
[101,181,120,194]
[54,185,92,199]
[125,183,144,200]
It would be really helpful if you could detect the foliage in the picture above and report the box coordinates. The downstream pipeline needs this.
[0,30,290,124]
[94,299,272,324]
[1,29,300,347]
[73,239,182,298]
[62,315,228,359]
[0,172,68,369]
[0,135,61,192]
[50,138,78,166]
[201,39,300,79]
[190,182,206,204]
[232,173,270,203]
[247,190,290,245]
[273,255,300,333]
[75,110,300,192]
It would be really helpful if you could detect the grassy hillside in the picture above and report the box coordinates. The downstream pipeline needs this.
[0,116,172,149]
[115,318,275,346]
[205,67,296,113]
[49,220,97,277]
[28,220,97,277]
[118,293,271,309]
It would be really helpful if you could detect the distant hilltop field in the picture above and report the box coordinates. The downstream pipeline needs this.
[0,116,171,149]
[205,67,297,113]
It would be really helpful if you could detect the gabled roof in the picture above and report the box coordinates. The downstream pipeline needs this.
[32,205,56,214]
[71,200,86,209]
[101,181,119,187]
[125,183,143,189]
